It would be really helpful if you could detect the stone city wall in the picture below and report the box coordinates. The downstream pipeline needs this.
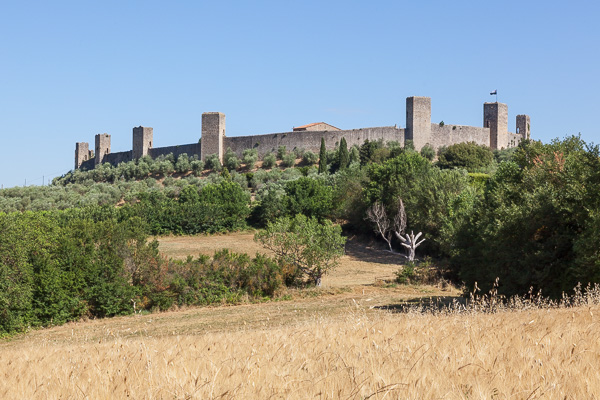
[104,150,133,166]
[148,143,201,160]
[223,126,404,158]
[429,124,490,150]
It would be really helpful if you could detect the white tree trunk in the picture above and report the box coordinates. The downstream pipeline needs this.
[397,230,426,262]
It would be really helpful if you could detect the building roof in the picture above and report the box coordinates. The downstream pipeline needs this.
[293,122,341,131]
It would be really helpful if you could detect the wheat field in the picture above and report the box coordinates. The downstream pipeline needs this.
[2,300,599,399]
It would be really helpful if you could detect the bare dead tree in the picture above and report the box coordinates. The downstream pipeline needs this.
[397,230,426,262]
[367,197,426,261]
[392,198,407,239]
[365,201,393,252]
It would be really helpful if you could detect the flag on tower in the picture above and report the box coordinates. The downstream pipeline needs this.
[490,90,497,95]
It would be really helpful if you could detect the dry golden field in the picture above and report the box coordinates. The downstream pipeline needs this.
[2,233,599,399]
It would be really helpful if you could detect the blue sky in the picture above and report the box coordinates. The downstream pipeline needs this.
[1,0,598,188]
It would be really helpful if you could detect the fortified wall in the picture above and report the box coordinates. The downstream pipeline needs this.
[74,96,530,170]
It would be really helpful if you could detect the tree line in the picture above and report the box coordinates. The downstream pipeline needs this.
[1,135,599,334]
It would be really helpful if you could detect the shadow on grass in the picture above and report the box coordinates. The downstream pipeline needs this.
[374,295,466,313]
[344,236,405,266]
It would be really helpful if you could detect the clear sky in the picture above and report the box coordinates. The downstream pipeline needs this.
[1,0,598,188]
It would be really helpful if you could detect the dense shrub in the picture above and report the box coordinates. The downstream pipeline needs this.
[437,142,494,172]
[281,152,296,168]
[205,154,223,172]
[302,150,318,165]
[420,144,435,161]
[277,145,287,160]
[262,152,276,169]
[283,176,333,220]
[242,148,258,169]
[452,136,600,298]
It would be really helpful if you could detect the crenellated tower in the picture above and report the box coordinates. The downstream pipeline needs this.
[201,112,226,162]
[95,133,111,166]
[75,142,93,169]
[483,102,508,150]
[133,126,153,159]
[516,115,530,140]
[405,96,431,151]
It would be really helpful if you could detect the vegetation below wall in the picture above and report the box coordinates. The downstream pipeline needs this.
[1,136,600,335]
[0,211,293,336]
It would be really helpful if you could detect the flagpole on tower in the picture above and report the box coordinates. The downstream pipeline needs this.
[490,90,498,102]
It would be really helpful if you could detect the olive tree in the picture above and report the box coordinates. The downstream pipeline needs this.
[254,214,346,286]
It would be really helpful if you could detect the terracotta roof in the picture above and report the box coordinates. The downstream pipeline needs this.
[293,122,341,130]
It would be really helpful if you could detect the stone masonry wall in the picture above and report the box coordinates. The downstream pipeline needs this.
[104,150,133,166]
[149,143,201,160]
[223,126,404,158]
[430,124,490,150]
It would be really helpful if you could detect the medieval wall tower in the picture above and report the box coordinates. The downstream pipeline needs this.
[483,102,508,150]
[405,96,431,150]
[133,126,153,159]
[74,142,93,169]
[201,112,226,162]
[516,114,531,140]
[95,133,111,166]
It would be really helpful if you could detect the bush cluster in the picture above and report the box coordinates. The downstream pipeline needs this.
[0,211,285,336]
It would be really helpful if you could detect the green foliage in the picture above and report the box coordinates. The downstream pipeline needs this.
[281,152,296,168]
[254,214,346,286]
[277,145,287,160]
[366,151,476,256]
[302,150,318,165]
[437,142,494,172]
[242,148,258,169]
[0,212,160,334]
[0,208,291,335]
[395,262,416,284]
[175,154,191,173]
[293,147,306,159]
[205,154,223,172]
[190,159,205,176]
[453,136,600,298]
[283,177,333,221]
[262,152,276,169]
[420,144,435,161]
[359,139,383,166]
[224,148,241,171]
[338,137,349,170]
[349,145,360,164]
[318,138,327,174]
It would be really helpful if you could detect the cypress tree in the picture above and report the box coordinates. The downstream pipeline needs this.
[318,138,327,174]
[339,137,349,170]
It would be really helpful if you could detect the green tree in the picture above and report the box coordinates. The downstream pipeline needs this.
[338,137,349,170]
[224,148,241,171]
[452,136,600,298]
[318,138,327,174]
[254,214,346,286]
[420,144,435,161]
[437,142,494,172]
[283,177,333,220]
[242,148,258,169]
[262,152,276,169]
